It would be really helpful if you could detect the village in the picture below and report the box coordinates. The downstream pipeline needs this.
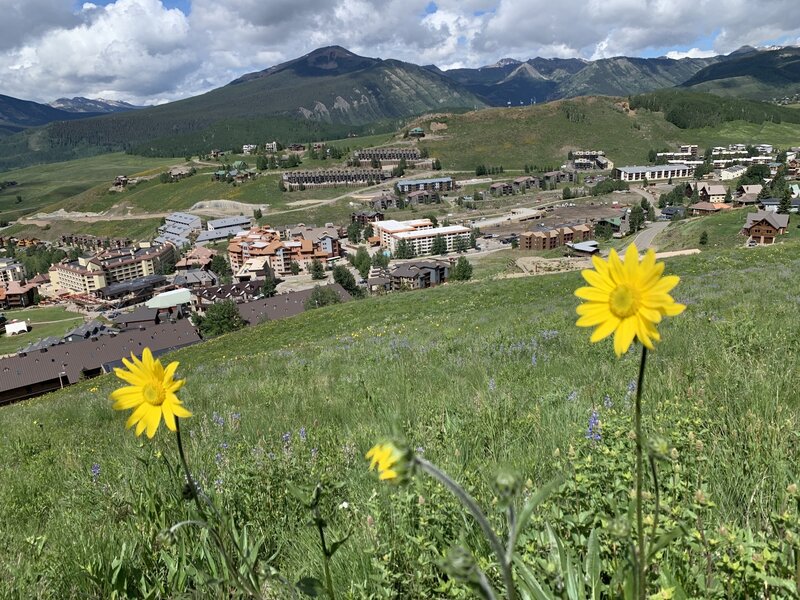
[1,134,799,404]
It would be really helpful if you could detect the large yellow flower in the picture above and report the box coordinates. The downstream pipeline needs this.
[575,244,685,356]
[110,347,191,438]
[366,443,404,481]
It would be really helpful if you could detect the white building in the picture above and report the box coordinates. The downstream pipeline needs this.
[613,164,692,182]
[264,141,278,153]
[164,212,202,233]
[242,144,258,155]
[0,257,25,284]
[720,165,747,181]
[374,219,470,255]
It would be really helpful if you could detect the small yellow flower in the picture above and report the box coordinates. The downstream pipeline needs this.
[575,245,685,356]
[366,442,405,481]
[110,348,191,438]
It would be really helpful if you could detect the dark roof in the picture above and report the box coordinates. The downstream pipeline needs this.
[193,280,263,303]
[0,320,201,397]
[237,284,351,324]
[744,211,789,230]
[390,261,448,279]
[96,275,166,297]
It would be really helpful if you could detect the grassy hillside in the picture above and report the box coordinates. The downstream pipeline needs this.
[1,241,799,596]
[0,153,177,222]
[2,217,163,243]
[416,95,800,171]
[0,306,86,356]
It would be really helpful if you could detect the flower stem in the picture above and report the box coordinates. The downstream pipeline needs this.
[634,346,648,600]
[416,457,515,600]
[314,503,336,600]
[175,418,203,515]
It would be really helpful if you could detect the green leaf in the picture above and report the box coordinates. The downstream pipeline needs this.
[513,555,556,600]
[296,576,326,597]
[328,530,352,558]
[516,475,565,541]
[585,529,601,599]
[646,527,683,562]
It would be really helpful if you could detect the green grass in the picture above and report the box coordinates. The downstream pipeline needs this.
[0,306,86,355]
[415,96,800,172]
[0,153,176,221]
[655,208,800,252]
[2,217,163,242]
[1,241,800,596]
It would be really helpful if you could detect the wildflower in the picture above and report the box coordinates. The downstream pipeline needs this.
[585,410,601,442]
[110,348,190,438]
[311,447,319,459]
[603,394,612,409]
[488,378,496,392]
[575,245,685,356]
[338,501,350,510]
[282,431,291,445]
[627,380,637,395]
[90,463,101,482]
[567,390,578,402]
[299,426,307,441]
[220,442,228,450]
[366,442,409,482]
[212,412,224,426]
[531,353,537,366]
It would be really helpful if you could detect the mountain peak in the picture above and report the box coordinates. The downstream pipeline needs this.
[49,97,140,113]
[484,58,521,69]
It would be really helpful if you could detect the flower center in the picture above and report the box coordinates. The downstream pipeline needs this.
[610,284,639,318]
[142,382,166,406]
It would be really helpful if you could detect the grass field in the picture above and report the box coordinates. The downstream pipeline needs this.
[2,217,163,242]
[414,96,800,172]
[0,153,177,221]
[2,240,800,596]
[0,306,86,356]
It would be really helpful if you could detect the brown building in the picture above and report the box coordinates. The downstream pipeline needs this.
[742,211,789,245]
[520,223,594,251]
[351,210,385,226]
[282,168,385,189]
[490,182,514,196]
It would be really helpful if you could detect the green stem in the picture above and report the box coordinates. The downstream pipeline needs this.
[175,418,260,598]
[417,457,515,600]
[314,504,336,600]
[648,454,660,548]
[634,346,648,600]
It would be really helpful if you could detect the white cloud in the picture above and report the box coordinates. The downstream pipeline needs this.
[666,48,718,60]
[0,0,798,104]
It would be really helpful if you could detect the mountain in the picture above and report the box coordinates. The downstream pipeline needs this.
[444,55,718,105]
[0,94,102,136]
[0,46,486,169]
[49,97,142,113]
[680,46,800,100]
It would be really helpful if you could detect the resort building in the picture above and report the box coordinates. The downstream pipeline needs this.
[613,164,693,182]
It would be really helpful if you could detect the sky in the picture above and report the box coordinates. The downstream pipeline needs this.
[1,0,799,105]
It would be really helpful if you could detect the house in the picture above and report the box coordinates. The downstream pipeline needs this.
[173,269,219,289]
[791,184,800,199]
[113,175,128,187]
[369,192,398,211]
[264,141,278,153]
[408,127,425,138]
[596,217,622,233]
[742,211,789,245]
[355,147,422,165]
[374,219,470,255]
[191,281,264,313]
[565,240,600,256]
[757,197,781,212]
[206,216,252,233]
[351,210,384,226]
[542,171,577,186]
[659,206,687,220]
[287,144,306,152]
[512,176,537,192]
[93,274,168,303]
[175,246,217,272]
[242,144,258,155]
[686,182,727,203]
[689,202,730,216]
[282,168,385,189]
[168,166,192,182]
[389,261,448,290]
[2,281,37,308]
[406,190,440,204]
[165,212,202,233]
[490,182,514,196]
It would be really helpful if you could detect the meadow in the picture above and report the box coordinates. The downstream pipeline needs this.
[0,153,176,222]
[0,306,86,356]
[1,241,800,597]
[2,217,163,243]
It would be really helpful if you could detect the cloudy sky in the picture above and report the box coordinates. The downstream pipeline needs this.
[2,0,799,105]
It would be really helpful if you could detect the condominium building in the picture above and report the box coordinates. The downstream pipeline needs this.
[49,243,176,294]
[282,168,385,190]
[0,257,25,284]
[613,164,692,182]
[227,226,332,277]
[520,224,594,251]
[374,219,470,255]
[395,177,454,193]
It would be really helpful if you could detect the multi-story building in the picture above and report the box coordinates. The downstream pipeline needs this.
[520,224,594,251]
[227,226,332,277]
[395,177,454,193]
[49,243,176,294]
[613,164,692,182]
[265,141,278,153]
[351,210,385,226]
[356,147,421,162]
[0,257,25,284]
[282,168,385,190]
[284,225,341,257]
[164,212,202,233]
[374,219,470,255]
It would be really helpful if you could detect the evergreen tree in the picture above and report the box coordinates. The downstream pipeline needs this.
[699,230,708,246]
[629,205,645,232]
[304,285,341,309]
[332,265,362,297]
[309,258,326,280]
[353,246,372,279]
[210,255,232,282]
[647,205,655,222]
[778,194,792,214]
[372,251,390,269]
[290,261,300,275]
[363,223,374,239]
[450,256,473,281]
[563,187,572,200]
[394,239,415,259]
[197,300,245,337]
[261,277,278,297]
[430,234,447,255]
[346,222,362,243]
[454,235,468,253]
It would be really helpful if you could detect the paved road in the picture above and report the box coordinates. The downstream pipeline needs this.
[633,220,670,249]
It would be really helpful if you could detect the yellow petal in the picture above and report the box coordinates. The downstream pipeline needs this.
[575,286,610,302]
[581,269,614,292]
[125,402,150,429]
[577,311,611,328]
[379,469,398,480]
[111,387,144,410]
[163,361,179,383]
[624,244,640,270]
[634,317,655,350]
[114,367,148,387]
[576,302,608,316]
[661,302,686,317]
[638,306,663,324]
[613,317,637,357]
[649,275,680,295]
[169,399,192,419]
[144,407,161,438]
[589,315,620,342]
[162,402,176,432]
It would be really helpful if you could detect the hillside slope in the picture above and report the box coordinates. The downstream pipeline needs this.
[0,244,799,596]
[681,46,800,99]
[0,94,102,136]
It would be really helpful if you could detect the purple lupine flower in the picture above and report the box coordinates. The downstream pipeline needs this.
[415,446,425,455]
[231,412,241,422]
[311,447,319,459]
[212,412,224,426]
[282,431,291,445]
[268,452,277,461]
[627,380,637,395]
[220,442,228,450]
[531,354,537,366]
[299,427,307,442]
[215,452,223,464]
[567,390,578,402]
[488,378,496,392]
[91,463,101,482]
[585,410,601,442]
[603,394,613,409]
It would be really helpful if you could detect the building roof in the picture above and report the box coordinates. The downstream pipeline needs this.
[390,260,449,279]
[616,164,690,174]
[96,274,166,297]
[396,177,453,186]
[196,229,240,243]
[393,225,471,240]
[689,202,724,212]
[146,288,193,309]
[236,285,351,324]
[173,270,218,287]
[744,211,789,230]
[207,216,252,229]
[166,212,201,225]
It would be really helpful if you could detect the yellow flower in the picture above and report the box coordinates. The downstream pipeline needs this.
[366,442,405,481]
[575,245,685,356]
[110,348,191,438]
